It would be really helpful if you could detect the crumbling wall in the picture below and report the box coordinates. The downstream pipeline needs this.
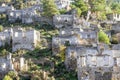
[77,49,120,80]
[12,29,40,52]
[0,31,11,47]
[52,35,79,55]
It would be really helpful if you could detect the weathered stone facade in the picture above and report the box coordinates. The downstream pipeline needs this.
[13,57,28,71]
[107,13,120,21]
[8,8,39,23]
[0,3,14,14]
[0,53,14,72]
[0,53,28,72]
[0,28,40,52]
[12,28,40,52]
[6,4,42,24]
[77,49,120,80]
[52,28,98,55]
[65,45,120,80]
[52,35,79,55]
[53,12,84,29]
[0,29,12,47]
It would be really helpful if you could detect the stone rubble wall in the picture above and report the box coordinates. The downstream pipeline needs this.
[0,28,40,52]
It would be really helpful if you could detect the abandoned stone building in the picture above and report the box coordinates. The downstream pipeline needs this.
[77,29,98,46]
[0,53,13,79]
[0,53,14,72]
[0,3,14,14]
[8,10,23,22]
[77,48,120,80]
[107,13,120,21]
[52,28,98,55]
[0,28,40,52]
[52,35,79,55]
[65,46,99,71]
[0,53,28,79]
[64,45,120,80]
[53,14,74,28]
[12,28,40,52]
[22,9,38,24]
[8,8,39,24]
[53,13,83,29]
[12,57,28,71]
[0,29,12,47]
[6,3,43,24]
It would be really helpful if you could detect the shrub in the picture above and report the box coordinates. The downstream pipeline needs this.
[59,45,66,62]
[0,25,3,32]
[8,71,17,78]
[98,30,110,44]
[3,75,12,80]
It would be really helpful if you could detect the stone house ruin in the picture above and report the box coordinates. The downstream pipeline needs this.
[12,28,40,52]
[77,29,98,46]
[0,53,13,79]
[12,57,28,71]
[59,28,80,37]
[0,3,14,14]
[77,49,120,80]
[0,29,12,47]
[22,9,38,24]
[53,12,83,29]
[52,28,98,55]
[0,53,14,72]
[8,8,39,23]
[52,35,79,55]
[8,10,23,22]
[64,45,120,80]
[107,13,120,21]
[0,53,28,79]
[0,28,40,52]
[53,15,74,28]
[7,4,42,24]
[65,46,99,71]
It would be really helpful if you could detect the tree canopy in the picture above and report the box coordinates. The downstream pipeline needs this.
[89,0,106,12]
[42,0,59,17]
[71,0,88,16]
[111,2,120,13]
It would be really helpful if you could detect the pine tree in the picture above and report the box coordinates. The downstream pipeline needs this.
[42,0,59,17]
[71,0,88,16]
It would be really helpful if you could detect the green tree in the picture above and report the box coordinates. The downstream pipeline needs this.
[42,0,59,17]
[111,2,120,13]
[98,30,110,44]
[71,0,88,16]
[89,0,107,20]
[3,75,12,80]
[90,0,106,12]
